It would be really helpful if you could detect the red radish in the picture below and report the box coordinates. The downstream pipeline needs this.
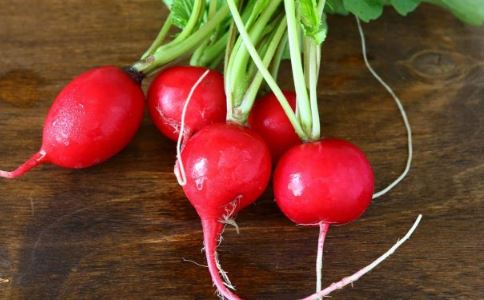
[177,123,271,300]
[248,91,301,162]
[274,138,374,298]
[148,66,226,141]
[0,66,145,179]
[274,138,374,225]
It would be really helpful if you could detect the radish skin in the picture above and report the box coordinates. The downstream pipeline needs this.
[148,66,226,142]
[248,91,301,162]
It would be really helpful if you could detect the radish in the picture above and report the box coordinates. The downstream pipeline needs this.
[148,66,226,141]
[273,138,373,298]
[177,123,271,300]
[274,139,374,225]
[0,66,145,179]
[248,91,301,162]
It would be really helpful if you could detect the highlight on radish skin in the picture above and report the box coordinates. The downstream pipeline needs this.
[0,66,145,179]
[177,123,272,300]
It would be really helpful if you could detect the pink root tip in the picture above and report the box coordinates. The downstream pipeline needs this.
[0,151,46,179]
[0,170,14,179]
[202,219,242,300]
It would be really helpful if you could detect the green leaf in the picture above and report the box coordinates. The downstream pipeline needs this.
[325,0,349,15]
[163,0,173,9]
[425,0,484,26]
[171,0,195,28]
[298,0,328,44]
[342,0,384,22]
[390,0,420,16]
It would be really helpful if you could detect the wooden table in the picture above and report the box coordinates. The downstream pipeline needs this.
[0,1,482,299]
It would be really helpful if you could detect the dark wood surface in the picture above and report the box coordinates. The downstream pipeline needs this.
[0,1,482,299]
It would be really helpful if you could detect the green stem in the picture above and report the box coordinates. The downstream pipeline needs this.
[172,0,205,43]
[226,0,307,139]
[237,16,287,122]
[190,0,219,66]
[229,0,283,107]
[132,5,230,75]
[304,38,312,87]
[270,32,288,81]
[245,19,280,84]
[225,20,238,122]
[196,32,228,67]
[307,0,326,140]
[284,0,312,137]
[308,39,321,140]
[141,14,173,60]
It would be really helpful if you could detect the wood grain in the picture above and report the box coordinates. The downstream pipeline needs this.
[0,1,483,299]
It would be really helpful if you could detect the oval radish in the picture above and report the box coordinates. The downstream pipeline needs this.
[148,66,226,141]
[178,123,271,300]
[0,66,145,179]
[248,91,301,162]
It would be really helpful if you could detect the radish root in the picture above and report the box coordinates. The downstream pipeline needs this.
[316,223,330,299]
[355,16,414,200]
[220,196,241,234]
[202,219,241,300]
[301,214,422,300]
[175,69,211,186]
[182,257,208,268]
[0,150,46,179]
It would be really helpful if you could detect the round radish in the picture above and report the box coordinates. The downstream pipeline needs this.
[177,123,271,300]
[0,66,145,179]
[248,91,301,162]
[274,138,374,225]
[148,66,226,141]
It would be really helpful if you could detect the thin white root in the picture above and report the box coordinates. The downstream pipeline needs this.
[221,219,240,234]
[215,251,236,290]
[0,278,9,283]
[220,196,242,234]
[175,69,211,186]
[316,223,330,300]
[355,17,414,200]
[301,214,423,300]
[182,258,208,268]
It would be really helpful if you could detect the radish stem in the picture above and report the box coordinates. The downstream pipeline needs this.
[141,14,173,60]
[284,0,312,135]
[226,0,307,140]
[171,0,205,44]
[238,16,287,121]
[133,5,230,75]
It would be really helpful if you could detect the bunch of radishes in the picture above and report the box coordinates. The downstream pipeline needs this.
[3,0,483,299]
